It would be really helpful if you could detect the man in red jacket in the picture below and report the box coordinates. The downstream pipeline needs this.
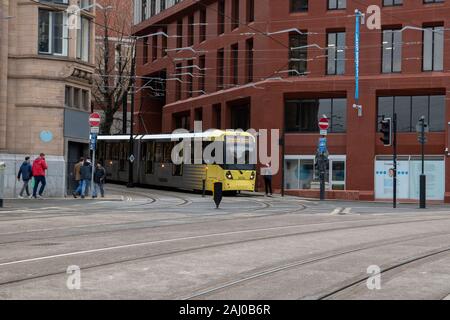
[32,153,48,199]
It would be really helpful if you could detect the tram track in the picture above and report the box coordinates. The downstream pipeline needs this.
[0,208,449,247]
[317,247,450,300]
[1,216,450,290]
[182,231,450,300]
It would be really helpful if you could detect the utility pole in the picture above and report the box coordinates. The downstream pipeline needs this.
[393,113,398,209]
[418,116,428,209]
[127,40,137,188]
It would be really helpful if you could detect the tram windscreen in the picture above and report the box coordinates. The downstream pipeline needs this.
[221,137,256,171]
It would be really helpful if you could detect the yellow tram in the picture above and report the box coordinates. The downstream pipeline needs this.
[97,130,257,193]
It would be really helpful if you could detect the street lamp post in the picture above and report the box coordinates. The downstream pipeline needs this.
[127,41,137,188]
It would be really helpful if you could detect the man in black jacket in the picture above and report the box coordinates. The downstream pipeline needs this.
[79,160,92,199]
[93,163,106,198]
[17,157,32,198]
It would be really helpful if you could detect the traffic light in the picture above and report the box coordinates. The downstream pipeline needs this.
[380,118,392,146]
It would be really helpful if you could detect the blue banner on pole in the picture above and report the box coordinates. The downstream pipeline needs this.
[355,11,360,101]
[318,138,328,154]
[90,133,98,151]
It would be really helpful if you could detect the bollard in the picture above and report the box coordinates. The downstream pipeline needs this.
[213,182,223,209]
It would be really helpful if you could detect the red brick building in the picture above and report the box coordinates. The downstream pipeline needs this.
[132,0,450,202]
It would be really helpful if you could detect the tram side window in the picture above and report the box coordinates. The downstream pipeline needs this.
[155,142,163,163]
[145,142,155,175]
[106,143,112,160]
[163,142,172,163]
[172,142,183,176]
[119,143,128,172]
[112,144,119,161]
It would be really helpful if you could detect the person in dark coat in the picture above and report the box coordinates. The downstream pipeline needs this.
[17,157,32,198]
[92,163,106,198]
[79,160,93,199]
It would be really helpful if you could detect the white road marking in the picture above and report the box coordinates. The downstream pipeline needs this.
[342,208,352,215]
[330,208,343,215]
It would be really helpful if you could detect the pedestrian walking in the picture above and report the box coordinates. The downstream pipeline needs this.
[79,159,93,199]
[32,153,48,199]
[17,157,32,198]
[92,163,106,199]
[72,157,84,198]
[262,163,273,197]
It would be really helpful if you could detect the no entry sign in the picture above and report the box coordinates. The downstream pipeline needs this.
[319,117,329,131]
[89,113,101,127]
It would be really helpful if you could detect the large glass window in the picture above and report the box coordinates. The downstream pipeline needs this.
[285,98,347,133]
[38,10,68,56]
[291,0,308,12]
[382,29,402,73]
[423,26,444,71]
[289,32,308,76]
[76,16,91,62]
[327,32,346,75]
[377,95,446,132]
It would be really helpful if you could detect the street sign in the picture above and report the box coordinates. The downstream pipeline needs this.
[319,118,329,131]
[318,137,328,154]
[320,130,328,136]
[90,133,98,151]
[129,154,136,163]
[89,112,101,127]
[90,126,100,134]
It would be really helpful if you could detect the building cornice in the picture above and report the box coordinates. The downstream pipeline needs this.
[8,54,95,69]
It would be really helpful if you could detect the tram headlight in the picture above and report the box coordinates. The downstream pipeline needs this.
[226,171,233,180]
[250,172,256,180]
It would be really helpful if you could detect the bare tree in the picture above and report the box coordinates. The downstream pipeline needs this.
[93,0,135,135]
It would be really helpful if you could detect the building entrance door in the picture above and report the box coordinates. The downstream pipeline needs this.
[67,141,88,194]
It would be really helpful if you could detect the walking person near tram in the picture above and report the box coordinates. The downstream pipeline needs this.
[32,153,48,199]
[72,157,84,198]
[79,159,93,199]
[17,157,32,199]
[92,162,106,199]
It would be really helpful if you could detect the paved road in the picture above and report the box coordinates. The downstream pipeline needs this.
[0,185,449,300]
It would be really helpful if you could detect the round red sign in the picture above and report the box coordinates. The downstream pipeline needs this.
[89,113,101,127]
[319,118,329,130]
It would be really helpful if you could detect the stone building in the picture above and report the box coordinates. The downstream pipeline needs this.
[0,0,95,197]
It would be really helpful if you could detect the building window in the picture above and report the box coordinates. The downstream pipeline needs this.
[175,63,182,101]
[161,27,167,57]
[198,55,206,94]
[231,0,240,30]
[291,0,308,12]
[76,16,90,62]
[328,0,346,9]
[423,0,444,3]
[231,43,239,85]
[217,48,224,90]
[285,98,347,133]
[152,35,158,61]
[246,38,254,83]
[143,37,149,64]
[327,31,346,75]
[285,156,346,190]
[218,0,225,35]
[382,29,402,73]
[383,0,402,5]
[38,9,68,56]
[213,104,222,129]
[200,8,207,42]
[187,60,193,98]
[188,14,194,46]
[246,0,254,23]
[177,19,183,49]
[423,26,444,71]
[377,95,446,132]
[289,32,308,76]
